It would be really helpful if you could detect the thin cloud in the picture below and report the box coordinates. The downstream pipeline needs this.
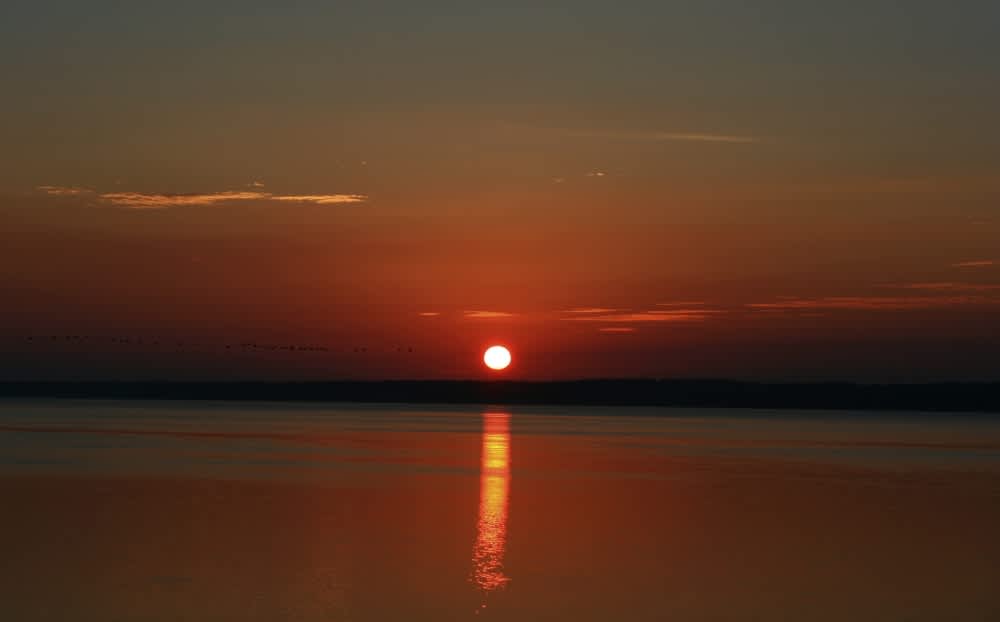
[100,191,267,208]
[953,260,994,268]
[418,312,441,317]
[36,185,91,196]
[893,282,1000,292]
[656,301,707,307]
[563,307,620,314]
[547,127,758,144]
[270,194,367,205]
[599,327,636,333]
[464,310,515,319]
[578,130,757,144]
[747,296,1000,311]
[36,186,369,209]
[586,170,607,178]
[737,175,1000,201]
[645,132,757,144]
[565,309,721,323]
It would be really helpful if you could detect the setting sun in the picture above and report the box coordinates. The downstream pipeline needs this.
[483,346,512,371]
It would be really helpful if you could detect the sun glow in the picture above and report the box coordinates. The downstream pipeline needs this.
[483,345,511,371]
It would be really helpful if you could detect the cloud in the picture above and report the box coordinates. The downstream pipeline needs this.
[953,260,994,268]
[892,282,1000,292]
[643,132,758,144]
[36,186,368,209]
[543,127,758,144]
[496,122,758,145]
[563,308,620,314]
[565,309,720,323]
[575,130,757,144]
[99,191,268,208]
[269,194,367,205]
[586,170,607,178]
[36,185,91,196]
[418,312,441,317]
[656,301,707,307]
[739,175,1000,200]
[599,327,636,333]
[250,181,265,188]
[464,310,515,319]
[747,295,1000,311]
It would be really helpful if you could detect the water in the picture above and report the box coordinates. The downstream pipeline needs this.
[2,400,999,620]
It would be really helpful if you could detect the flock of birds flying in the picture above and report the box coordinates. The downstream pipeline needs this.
[20,335,415,354]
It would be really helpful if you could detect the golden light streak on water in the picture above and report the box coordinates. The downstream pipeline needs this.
[471,412,511,597]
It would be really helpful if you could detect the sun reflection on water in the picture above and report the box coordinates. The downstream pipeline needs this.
[471,412,511,595]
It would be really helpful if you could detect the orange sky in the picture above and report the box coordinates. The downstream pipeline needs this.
[2,3,999,380]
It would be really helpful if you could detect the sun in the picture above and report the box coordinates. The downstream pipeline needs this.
[483,345,512,371]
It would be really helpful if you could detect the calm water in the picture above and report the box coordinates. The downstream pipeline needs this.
[2,400,1000,621]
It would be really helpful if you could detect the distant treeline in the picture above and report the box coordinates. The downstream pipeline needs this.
[1,380,999,413]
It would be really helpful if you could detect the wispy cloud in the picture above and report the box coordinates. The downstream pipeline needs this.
[656,301,707,307]
[598,327,636,333]
[418,312,441,317]
[269,194,367,205]
[553,128,758,144]
[563,307,620,314]
[464,310,515,319]
[739,175,1000,200]
[100,191,267,208]
[565,309,721,323]
[892,282,1000,292]
[36,185,91,196]
[953,260,994,268]
[747,295,1000,311]
[36,186,367,209]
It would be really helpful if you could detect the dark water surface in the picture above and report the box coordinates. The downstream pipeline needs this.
[2,400,999,620]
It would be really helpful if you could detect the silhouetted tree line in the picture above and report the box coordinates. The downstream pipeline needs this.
[1,380,998,413]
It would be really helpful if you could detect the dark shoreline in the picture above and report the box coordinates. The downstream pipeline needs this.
[1,380,999,413]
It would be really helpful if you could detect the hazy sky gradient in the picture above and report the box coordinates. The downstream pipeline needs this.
[2,2,999,380]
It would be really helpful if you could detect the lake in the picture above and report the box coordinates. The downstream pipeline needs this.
[2,400,999,620]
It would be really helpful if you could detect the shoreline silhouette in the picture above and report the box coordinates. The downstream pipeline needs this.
[1,380,998,413]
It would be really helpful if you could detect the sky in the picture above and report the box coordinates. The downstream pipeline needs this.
[2,1,999,381]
